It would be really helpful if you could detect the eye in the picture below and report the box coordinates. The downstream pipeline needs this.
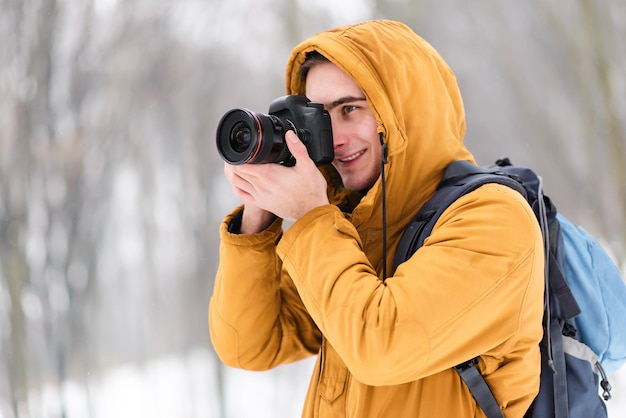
[342,105,357,115]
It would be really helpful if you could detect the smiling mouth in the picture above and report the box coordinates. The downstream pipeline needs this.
[338,150,366,163]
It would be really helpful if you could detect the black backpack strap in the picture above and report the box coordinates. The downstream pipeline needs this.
[542,214,581,321]
[547,252,581,320]
[395,159,590,418]
[494,160,581,322]
[549,319,570,418]
[455,358,504,418]
[393,160,527,418]
[393,160,526,270]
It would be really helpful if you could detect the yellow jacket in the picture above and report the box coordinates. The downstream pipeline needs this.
[210,20,544,417]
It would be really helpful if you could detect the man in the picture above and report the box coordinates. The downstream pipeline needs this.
[210,19,544,417]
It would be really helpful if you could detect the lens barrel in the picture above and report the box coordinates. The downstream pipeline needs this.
[216,108,292,165]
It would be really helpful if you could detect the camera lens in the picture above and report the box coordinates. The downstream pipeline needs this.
[216,108,293,165]
[230,122,252,153]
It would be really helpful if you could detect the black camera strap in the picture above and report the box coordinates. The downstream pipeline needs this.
[380,132,389,281]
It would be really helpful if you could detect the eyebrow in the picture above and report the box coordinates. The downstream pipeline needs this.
[327,96,367,110]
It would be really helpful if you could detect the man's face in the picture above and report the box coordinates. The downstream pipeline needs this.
[305,62,382,191]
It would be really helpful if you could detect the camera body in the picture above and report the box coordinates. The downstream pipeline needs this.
[216,95,334,167]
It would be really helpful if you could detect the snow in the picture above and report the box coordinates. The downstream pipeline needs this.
[17,348,313,418]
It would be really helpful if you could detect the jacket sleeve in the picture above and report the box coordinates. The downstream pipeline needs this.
[276,185,545,386]
[209,207,322,370]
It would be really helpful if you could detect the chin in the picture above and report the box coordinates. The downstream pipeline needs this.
[342,180,368,192]
[338,170,378,192]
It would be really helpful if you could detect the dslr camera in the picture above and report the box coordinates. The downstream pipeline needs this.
[216,95,334,167]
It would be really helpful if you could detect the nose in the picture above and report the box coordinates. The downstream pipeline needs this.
[331,120,348,151]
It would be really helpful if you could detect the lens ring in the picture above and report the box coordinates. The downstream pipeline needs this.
[216,108,262,164]
[216,107,292,165]
[244,112,264,162]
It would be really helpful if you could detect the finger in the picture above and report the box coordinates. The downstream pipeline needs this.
[224,163,256,198]
[227,161,267,182]
[224,163,241,188]
[223,162,235,180]
[225,163,252,187]
[285,130,309,163]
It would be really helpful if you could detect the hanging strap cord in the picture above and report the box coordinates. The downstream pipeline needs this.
[380,132,389,281]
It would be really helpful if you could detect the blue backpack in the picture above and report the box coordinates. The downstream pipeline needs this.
[393,158,626,418]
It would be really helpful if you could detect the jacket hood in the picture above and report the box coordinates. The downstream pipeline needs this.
[285,20,475,232]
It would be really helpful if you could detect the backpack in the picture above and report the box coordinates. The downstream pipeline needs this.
[393,158,626,418]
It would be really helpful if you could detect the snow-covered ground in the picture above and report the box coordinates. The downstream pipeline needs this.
[8,348,626,417]
[6,348,314,418]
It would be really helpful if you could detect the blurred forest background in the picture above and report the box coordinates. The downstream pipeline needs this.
[1,0,625,417]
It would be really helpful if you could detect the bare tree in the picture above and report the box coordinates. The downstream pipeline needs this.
[1,1,623,417]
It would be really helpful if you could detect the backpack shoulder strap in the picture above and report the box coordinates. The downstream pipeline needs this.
[494,161,581,320]
[394,160,525,418]
[393,160,525,270]
[455,358,505,418]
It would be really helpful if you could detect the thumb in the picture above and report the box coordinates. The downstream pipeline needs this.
[285,130,310,162]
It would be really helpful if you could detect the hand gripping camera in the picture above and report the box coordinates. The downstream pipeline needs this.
[216,95,334,167]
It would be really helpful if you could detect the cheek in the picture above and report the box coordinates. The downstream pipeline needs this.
[363,122,382,159]
[369,149,383,179]
[366,126,383,177]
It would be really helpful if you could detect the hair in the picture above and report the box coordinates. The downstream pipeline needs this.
[297,51,331,82]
